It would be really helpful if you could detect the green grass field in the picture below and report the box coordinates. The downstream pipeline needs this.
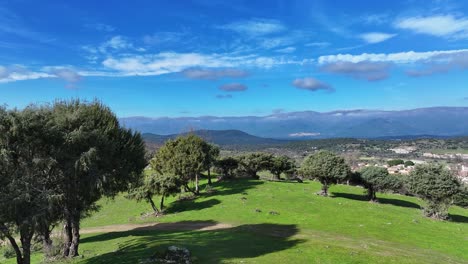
[2,178,468,264]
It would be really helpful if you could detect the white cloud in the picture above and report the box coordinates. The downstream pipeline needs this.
[359,32,396,43]
[182,68,249,80]
[292,77,333,92]
[102,52,311,76]
[100,36,134,52]
[289,132,321,137]
[318,49,468,64]
[275,47,296,53]
[0,65,53,83]
[305,42,330,48]
[395,15,468,39]
[219,18,286,36]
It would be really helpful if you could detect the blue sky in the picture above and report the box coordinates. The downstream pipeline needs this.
[1,0,468,117]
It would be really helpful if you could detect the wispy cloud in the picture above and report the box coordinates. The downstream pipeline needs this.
[102,52,311,76]
[0,7,53,43]
[181,68,249,80]
[219,18,286,36]
[395,14,468,39]
[359,32,396,44]
[321,61,391,81]
[51,68,82,88]
[219,83,247,92]
[292,77,333,92]
[142,32,186,45]
[85,23,115,32]
[275,47,296,53]
[305,42,330,48]
[405,50,468,77]
[318,49,468,64]
[0,65,63,83]
[289,132,321,137]
[216,94,233,99]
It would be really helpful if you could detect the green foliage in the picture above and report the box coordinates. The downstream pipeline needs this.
[215,157,239,179]
[299,151,350,196]
[404,160,415,167]
[453,184,468,208]
[127,172,181,213]
[52,100,147,257]
[237,153,273,179]
[150,133,215,194]
[0,105,61,264]
[407,163,461,219]
[388,159,404,166]
[268,155,296,180]
[359,166,401,201]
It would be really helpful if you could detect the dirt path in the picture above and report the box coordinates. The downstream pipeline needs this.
[80,221,233,234]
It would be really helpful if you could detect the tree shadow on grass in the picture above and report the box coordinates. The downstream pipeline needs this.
[80,222,304,264]
[164,198,221,214]
[209,179,265,196]
[449,214,468,223]
[331,192,421,209]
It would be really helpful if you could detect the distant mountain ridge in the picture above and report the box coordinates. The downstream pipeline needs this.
[121,107,468,139]
[142,129,285,146]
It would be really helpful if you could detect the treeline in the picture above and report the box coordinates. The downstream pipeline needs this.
[140,135,467,221]
[0,101,147,264]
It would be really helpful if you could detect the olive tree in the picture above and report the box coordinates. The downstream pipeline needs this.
[205,144,220,185]
[215,157,239,179]
[359,166,401,202]
[52,101,146,257]
[268,155,295,180]
[0,106,61,264]
[149,134,213,195]
[237,153,273,179]
[299,151,350,196]
[406,163,460,219]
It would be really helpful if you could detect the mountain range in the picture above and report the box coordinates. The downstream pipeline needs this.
[121,107,468,139]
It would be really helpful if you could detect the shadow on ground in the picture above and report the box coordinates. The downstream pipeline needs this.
[164,198,221,214]
[331,192,421,209]
[80,222,304,264]
[449,214,468,223]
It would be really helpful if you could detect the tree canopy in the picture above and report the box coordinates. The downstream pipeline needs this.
[237,152,273,179]
[406,163,460,219]
[359,166,401,202]
[299,151,350,196]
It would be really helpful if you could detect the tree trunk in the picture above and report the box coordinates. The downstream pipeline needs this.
[207,169,212,185]
[195,174,199,194]
[42,228,53,258]
[367,187,377,202]
[68,217,80,257]
[18,226,34,264]
[275,173,281,180]
[62,219,72,257]
[319,182,329,196]
[148,196,160,213]
[2,232,23,264]
[160,196,165,211]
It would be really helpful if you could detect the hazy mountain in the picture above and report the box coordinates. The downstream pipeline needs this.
[142,129,286,147]
[121,107,468,139]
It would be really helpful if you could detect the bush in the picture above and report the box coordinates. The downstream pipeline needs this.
[453,184,468,208]
[388,159,404,166]
[407,163,460,219]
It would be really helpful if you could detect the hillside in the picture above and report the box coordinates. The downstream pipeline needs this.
[121,107,468,139]
[142,129,287,149]
[4,178,467,263]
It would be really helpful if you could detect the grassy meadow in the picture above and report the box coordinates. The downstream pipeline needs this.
[2,176,468,264]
